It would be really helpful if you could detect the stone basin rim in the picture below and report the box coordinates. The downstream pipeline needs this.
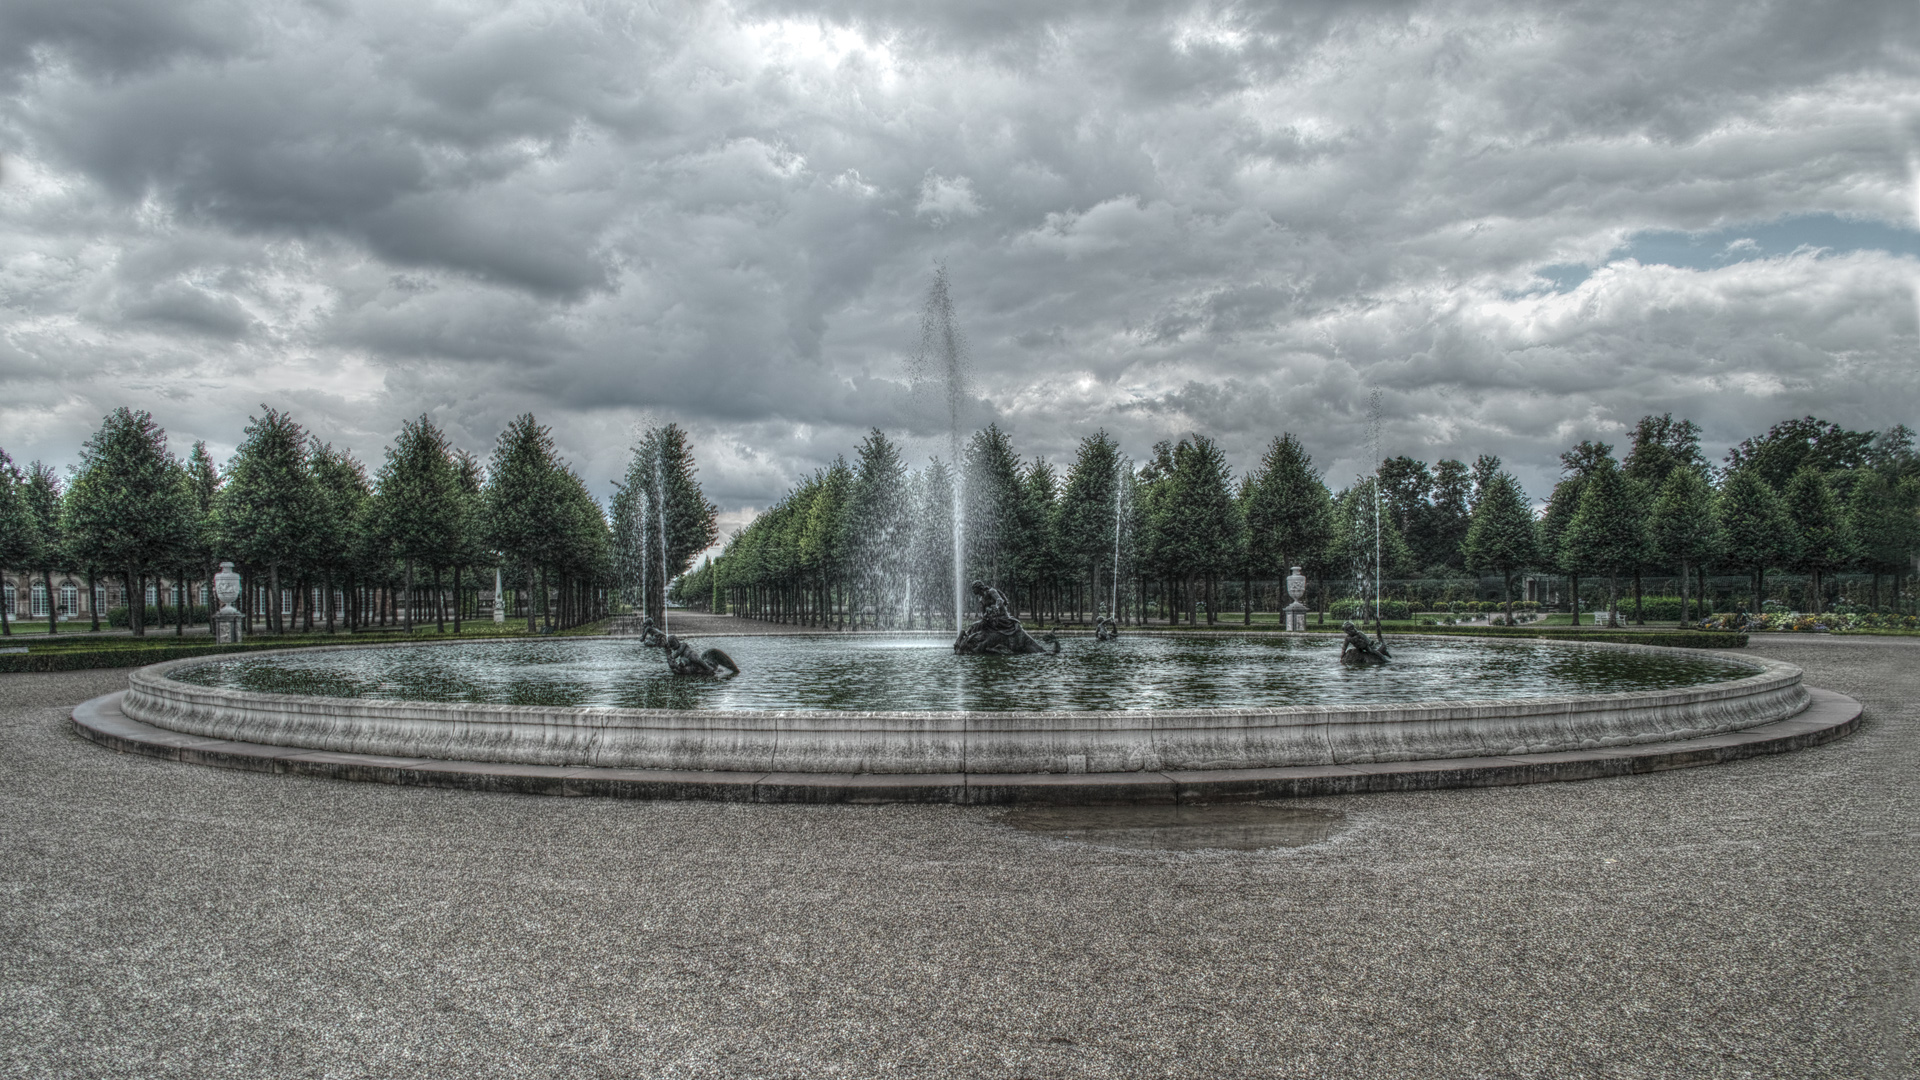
[138,632,1788,724]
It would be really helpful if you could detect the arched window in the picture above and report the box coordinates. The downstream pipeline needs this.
[145,584,157,608]
[30,582,48,617]
[60,584,77,616]
[4,583,16,615]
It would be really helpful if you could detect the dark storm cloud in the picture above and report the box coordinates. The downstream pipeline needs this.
[1,0,1915,513]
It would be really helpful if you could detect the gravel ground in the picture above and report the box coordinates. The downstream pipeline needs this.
[0,637,1913,1079]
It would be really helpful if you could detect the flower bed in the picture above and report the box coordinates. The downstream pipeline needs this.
[1698,612,1920,633]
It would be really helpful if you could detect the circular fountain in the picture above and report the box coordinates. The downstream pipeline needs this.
[71,631,1857,804]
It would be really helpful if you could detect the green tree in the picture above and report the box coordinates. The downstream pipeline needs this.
[1426,459,1471,571]
[1329,477,1414,625]
[447,449,487,632]
[1647,466,1718,623]
[962,424,1025,595]
[1011,457,1065,621]
[1378,455,1434,565]
[1725,416,1875,490]
[1781,465,1853,614]
[1558,457,1645,625]
[1541,441,1613,623]
[218,408,319,633]
[308,442,370,632]
[20,462,66,634]
[842,430,911,626]
[369,416,462,632]
[800,459,853,628]
[1150,435,1240,625]
[180,442,224,635]
[619,423,720,623]
[1622,414,1705,488]
[64,409,193,637]
[1714,467,1791,615]
[1847,470,1920,609]
[0,451,28,635]
[1056,431,1125,622]
[486,415,562,632]
[1243,434,1335,608]
[1462,470,1540,623]
[1467,454,1503,515]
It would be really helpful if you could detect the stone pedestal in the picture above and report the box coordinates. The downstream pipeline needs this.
[1284,566,1309,632]
[492,568,506,624]
[212,561,243,643]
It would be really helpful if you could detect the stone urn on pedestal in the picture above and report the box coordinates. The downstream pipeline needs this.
[212,561,244,643]
[1285,566,1310,632]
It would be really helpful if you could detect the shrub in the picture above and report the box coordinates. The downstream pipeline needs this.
[1329,599,1411,621]
[106,604,211,628]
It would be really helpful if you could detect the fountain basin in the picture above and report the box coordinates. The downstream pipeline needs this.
[118,635,1810,776]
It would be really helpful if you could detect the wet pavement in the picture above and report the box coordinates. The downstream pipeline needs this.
[0,635,1913,1079]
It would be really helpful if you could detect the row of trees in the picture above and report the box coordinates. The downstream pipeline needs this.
[0,408,699,637]
[688,414,1919,629]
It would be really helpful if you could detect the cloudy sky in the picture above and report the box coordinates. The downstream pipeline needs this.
[3,0,1917,538]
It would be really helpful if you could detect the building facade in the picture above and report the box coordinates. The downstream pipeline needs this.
[1,571,209,623]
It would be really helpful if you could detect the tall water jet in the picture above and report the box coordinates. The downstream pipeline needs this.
[655,452,671,635]
[1111,455,1127,622]
[916,267,971,632]
[635,485,649,622]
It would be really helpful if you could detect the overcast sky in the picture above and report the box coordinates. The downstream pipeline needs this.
[3,0,1917,542]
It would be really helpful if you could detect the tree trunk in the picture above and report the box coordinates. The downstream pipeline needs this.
[433,566,445,633]
[1678,559,1690,624]
[1607,572,1619,627]
[269,563,282,634]
[526,569,537,633]
[1243,572,1252,625]
[541,566,552,632]
[0,575,10,635]
[1632,570,1644,625]
[1504,570,1515,624]
[176,569,186,636]
[89,567,100,633]
[1570,573,1580,626]
[452,566,462,634]
[1752,569,1764,616]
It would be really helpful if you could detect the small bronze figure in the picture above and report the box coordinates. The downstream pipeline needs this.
[637,616,740,676]
[954,580,1060,655]
[1340,620,1391,665]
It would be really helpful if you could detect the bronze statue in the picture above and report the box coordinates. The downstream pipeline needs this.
[1094,616,1119,642]
[1340,620,1391,665]
[637,616,740,676]
[954,580,1060,655]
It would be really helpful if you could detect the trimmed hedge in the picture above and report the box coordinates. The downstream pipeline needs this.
[0,640,301,672]
[106,604,211,629]
[1,619,611,672]
[1399,625,1749,649]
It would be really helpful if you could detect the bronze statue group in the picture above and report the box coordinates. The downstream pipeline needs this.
[635,583,1394,677]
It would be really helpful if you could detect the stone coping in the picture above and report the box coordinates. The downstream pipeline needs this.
[114,635,1809,776]
[72,687,1861,805]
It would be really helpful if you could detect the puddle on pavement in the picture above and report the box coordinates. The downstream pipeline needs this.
[999,803,1346,851]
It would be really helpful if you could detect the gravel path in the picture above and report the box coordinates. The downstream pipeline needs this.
[0,638,1913,1079]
